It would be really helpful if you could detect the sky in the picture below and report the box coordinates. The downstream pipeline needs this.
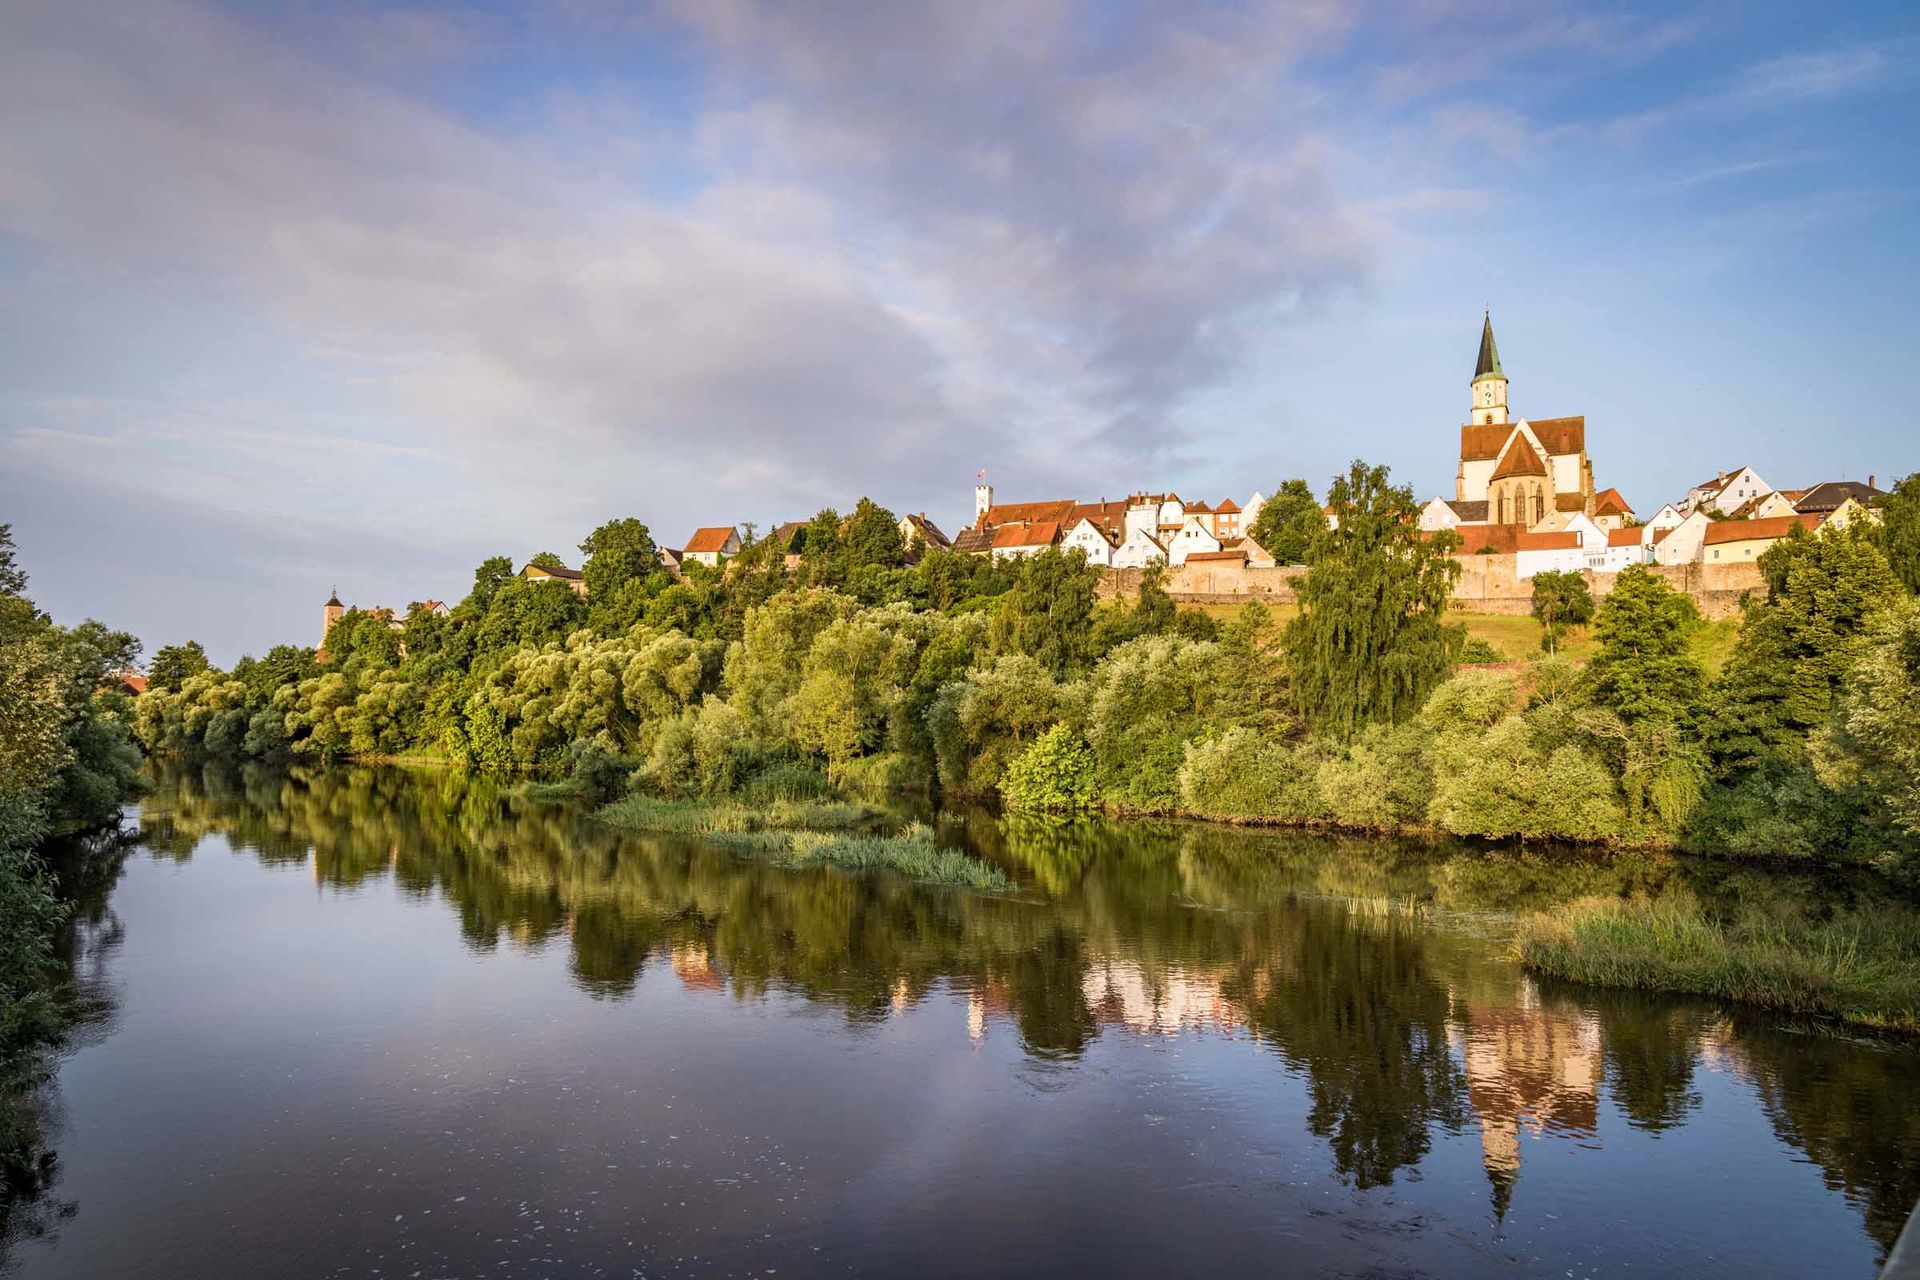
[1,0,1916,664]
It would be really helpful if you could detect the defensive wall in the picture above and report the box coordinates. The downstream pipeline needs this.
[1097,557,1762,620]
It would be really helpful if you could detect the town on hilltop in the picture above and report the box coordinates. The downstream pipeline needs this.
[321,313,1891,642]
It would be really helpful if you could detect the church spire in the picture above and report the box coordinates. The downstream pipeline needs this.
[1474,310,1504,382]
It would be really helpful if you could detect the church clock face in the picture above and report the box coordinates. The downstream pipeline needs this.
[1482,385,1494,404]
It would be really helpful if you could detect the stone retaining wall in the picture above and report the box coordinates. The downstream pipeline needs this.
[1097,556,1761,619]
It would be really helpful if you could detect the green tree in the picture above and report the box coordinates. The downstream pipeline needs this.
[1581,567,1705,724]
[1874,472,1920,594]
[988,548,1100,676]
[1284,460,1461,741]
[148,640,212,692]
[799,508,845,587]
[580,517,663,605]
[1530,570,1593,654]
[843,498,906,573]
[1814,597,1920,874]
[1249,478,1325,565]
[1707,526,1900,774]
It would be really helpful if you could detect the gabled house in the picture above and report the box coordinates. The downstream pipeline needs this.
[1702,513,1822,564]
[1060,517,1117,566]
[1726,491,1799,520]
[990,520,1061,561]
[1652,509,1714,565]
[1112,526,1167,569]
[1165,515,1223,566]
[898,512,950,558]
[520,561,589,596]
[1212,498,1244,539]
[1823,496,1882,529]
[1586,526,1654,573]
[1643,503,1686,533]
[1682,466,1770,516]
[1793,479,1886,516]
[1590,487,1635,532]
[682,526,742,567]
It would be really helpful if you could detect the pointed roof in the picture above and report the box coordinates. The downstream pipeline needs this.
[1490,435,1547,480]
[1592,487,1633,517]
[1473,311,1505,383]
[326,586,343,608]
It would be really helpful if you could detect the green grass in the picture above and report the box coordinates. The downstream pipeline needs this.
[721,823,1014,891]
[511,777,597,802]
[1515,893,1920,1032]
[595,794,874,835]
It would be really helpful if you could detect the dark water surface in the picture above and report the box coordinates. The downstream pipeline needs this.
[6,763,1919,1279]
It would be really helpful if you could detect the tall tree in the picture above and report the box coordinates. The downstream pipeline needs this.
[1284,460,1460,740]
[1580,566,1705,724]
[1530,570,1594,655]
[1249,478,1324,565]
[148,640,212,692]
[1874,472,1920,594]
[989,547,1100,677]
[842,498,906,572]
[1707,525,1900,774]
[580,518,662,601]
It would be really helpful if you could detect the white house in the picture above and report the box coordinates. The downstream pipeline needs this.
[1643,503,1686,533]
[1585,526,1654,573]
[1243,490,1268,532]
[1165,515,1223,566]
[682,526,741,567]
[1060,517,1116,566]
[1112,527,1167,569]
[1419,496,1462,533]
[1683,466,1770,516]
[1514,529,1586,578]
[989,521,1060,562]
[1653,509,1713,565]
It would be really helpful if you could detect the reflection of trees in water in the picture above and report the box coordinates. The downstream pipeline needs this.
[139,761,1920,1252]
[0,827,135,1268]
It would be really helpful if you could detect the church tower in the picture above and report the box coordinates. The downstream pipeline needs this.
[322,588,345,650]
[1471,311,1509,426]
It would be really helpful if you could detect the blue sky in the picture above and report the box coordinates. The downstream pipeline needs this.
[2,0,1915,663]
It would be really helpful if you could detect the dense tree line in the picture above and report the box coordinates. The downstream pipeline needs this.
[127,466,1920,879]
[0,525,143,1204]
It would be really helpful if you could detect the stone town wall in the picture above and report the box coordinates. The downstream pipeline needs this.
[1097,557,1761,619]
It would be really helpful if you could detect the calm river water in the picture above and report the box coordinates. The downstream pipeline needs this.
[4,762,1918,1278]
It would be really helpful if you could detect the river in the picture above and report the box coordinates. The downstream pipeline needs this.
[3,762,1917,1278]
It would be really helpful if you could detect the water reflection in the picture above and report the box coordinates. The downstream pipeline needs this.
[100,762,1920,1260]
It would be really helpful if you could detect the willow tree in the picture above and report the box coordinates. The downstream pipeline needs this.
[1284,460,1461,741]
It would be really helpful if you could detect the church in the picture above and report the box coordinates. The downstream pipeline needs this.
[1420,314,1632,542]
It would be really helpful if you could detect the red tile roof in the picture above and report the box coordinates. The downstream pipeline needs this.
[684,527,738,554]
[991,521,1060,549]
[1460,423,1511,462]
[1592,487,1632,517]
[1214,498,1241,513]
[1702,514,1821,545]
[1491,436,1548,480]
[1184,549,1247,563]
[1528,416,1586,456]
[1606,527,1647,547]
[1451,523,1530,554]
[1516,530,1580,551]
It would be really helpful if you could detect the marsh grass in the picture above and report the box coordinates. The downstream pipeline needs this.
[595,794,875,835]
[1515,892,1920,1032]
[727,824,1014,891]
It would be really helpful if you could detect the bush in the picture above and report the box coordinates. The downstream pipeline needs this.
[1178,728,1328,822]
[1000,725,1097,813]
[1317,721,1433,829]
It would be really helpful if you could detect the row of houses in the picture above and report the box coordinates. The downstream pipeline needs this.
[946,485,1277,568]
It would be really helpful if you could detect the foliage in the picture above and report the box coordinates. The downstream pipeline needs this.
[1000,725,1097,813]
[988,547,1100,677]
[1580,567,1705,725]
[1178,728,1328,822]
[1285,460,1461,741]
[1248,478,1324,565]
[1317,722,1434,830]
[147,640,210,693]
[1873,471,1920,594]
[1810,598,1920,878]
[1529,570,1593,655]
[928,655,1063,794]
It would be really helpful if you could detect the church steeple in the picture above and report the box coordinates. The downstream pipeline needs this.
[1470,311,1509,425]
[1474,310,1504,382]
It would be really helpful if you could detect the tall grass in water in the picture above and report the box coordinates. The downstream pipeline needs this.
[595,794,873,835]
[734,823,1014,892]
[1515,892,1920,1033]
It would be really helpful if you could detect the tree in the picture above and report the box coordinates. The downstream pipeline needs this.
[799,508,845,586]
[1530,570,1593,654]
[1707,525,1900,774]
[1580,567,1704,725]
[580,518,662,603]
[843,497,906,573]
[148,640,212,692]
[1249,479,1324,565]
[528,551,568,572]
[461,555,516,615]
[1814,597,1920,873]
[1874,472,1920,594]
[1284,460,1461,741]
[988,547,1099,676]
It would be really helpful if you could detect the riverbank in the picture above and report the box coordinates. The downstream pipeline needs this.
[1515,893,1920,1034]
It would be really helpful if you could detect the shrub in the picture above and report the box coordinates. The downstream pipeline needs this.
[1000,725,1097,813]
[1317,721,1433,829]
[1178,727,1328,822]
